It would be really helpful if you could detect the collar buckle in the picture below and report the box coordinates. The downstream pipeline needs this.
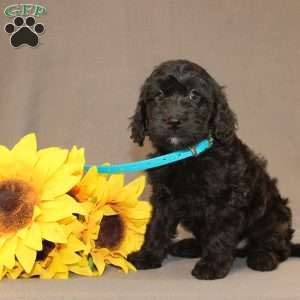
[189,146,198,157]
[189,135,213,157]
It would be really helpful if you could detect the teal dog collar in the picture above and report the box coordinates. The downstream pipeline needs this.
[84,137,213,174]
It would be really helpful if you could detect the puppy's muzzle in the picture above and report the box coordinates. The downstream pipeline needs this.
[166,117,183,130]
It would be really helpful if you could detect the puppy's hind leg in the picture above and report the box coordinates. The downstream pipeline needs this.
[246,204,293,271]
[169,238,202,258]
[247,230,292,271]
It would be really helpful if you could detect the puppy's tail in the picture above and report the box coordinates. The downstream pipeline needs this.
[290,243,300,257]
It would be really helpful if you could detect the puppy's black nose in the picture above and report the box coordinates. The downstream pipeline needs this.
[167,118,182,129]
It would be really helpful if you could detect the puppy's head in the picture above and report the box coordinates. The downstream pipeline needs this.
[130,60,237,151]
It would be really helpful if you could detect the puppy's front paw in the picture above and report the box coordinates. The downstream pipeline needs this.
[247,252,278,271]
[127,250,162,270]
[192,259,231,280]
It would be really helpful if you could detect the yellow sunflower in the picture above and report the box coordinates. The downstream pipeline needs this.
[0,133,86,277]
[25,216,95,279]
[70,167,152,275]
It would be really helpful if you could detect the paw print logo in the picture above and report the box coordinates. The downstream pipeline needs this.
[4,16,45,48]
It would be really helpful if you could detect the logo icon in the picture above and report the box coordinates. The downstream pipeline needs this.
[3,3,46,48]
[5,16,45,47]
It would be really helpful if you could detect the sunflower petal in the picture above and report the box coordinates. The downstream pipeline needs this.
[67,146,84,163]
[80,167,98,186]
[124,201,152,220]
[58,249,81,265]
[32,206,42,220]
[102,205,117,216]
[12,133,37,153]
[0,145,11,161]
[40,189,54,201]
[0,236,8,248]
[16,227,28,239]
[105,255,133,273]
[42,175,79,200]
[112,189,137,208]
[67,234,86,252]
[119,230,144,254]
[88,209,104,227]
[69,257,94,276]
[15,238,36,273]
[94,177,109,205]
[40,269,55,279]
[54,272,69,279]
[71,167,98,202]
[0,145,15,177]
[0,265,5,280]
[48,255,68,274]
[126,222,148,234]
[6,264,23,279]
[38,194,86,222]
[66,146,85,175]
[40,223,67,243]
[21,262,41,278]
[31,155,49,188]
[0,235,17,269]
[91,252,106,276]
[35,260,55,279]
[81,201,95,215]
[65,218,86,236]
[124,175,146,198]
[23,223,42,251]
[11,133,37,169]
[107,174,124,199]
[37,148,68,178]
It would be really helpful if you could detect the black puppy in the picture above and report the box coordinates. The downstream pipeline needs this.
[128,60,299,279]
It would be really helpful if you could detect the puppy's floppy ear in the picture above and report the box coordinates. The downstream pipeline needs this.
[129,86,148,146]
[211,86,237,144]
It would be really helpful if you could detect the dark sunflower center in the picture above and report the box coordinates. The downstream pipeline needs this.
[95,215,125,250]
[0,188,21,212]
[0,179,37,234]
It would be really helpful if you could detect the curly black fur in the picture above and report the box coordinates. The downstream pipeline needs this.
[128,60,299,280]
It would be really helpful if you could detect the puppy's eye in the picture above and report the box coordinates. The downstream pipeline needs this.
[154,90,164,100]
[189,89,201,101]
